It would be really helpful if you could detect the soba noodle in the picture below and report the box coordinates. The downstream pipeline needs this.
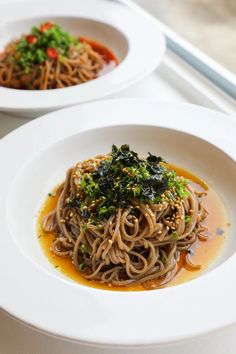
[41,146,208,289]
[0,22,116,90]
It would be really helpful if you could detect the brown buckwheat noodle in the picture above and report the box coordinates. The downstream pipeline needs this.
[42,155,208,288]
[0,41,104,90]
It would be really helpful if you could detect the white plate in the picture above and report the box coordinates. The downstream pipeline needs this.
[1,99,236,348]
[0,0,165,117]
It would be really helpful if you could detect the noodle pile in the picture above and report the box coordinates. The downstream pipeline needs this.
[42,146,208,289]
[0,22,113,90]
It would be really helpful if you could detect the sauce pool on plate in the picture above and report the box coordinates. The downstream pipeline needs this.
[79,37,118,76]
[37,165,229,291]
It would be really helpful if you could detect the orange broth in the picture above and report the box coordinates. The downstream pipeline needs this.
[79,37,118,76]
[37,165,228,291]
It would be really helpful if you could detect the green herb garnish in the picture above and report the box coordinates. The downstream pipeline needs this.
[82,224,88,232]
[14,22,79,70]
[69,145,189,222]
[79,263,86,271]
[161,254,168,264]
[170,231,179,240]
[166,170,189,199]
[79,243,88,254]
[185,215,191,223]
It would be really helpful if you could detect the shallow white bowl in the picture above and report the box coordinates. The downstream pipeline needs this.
[0,0,165,117]
[1,99,236,348]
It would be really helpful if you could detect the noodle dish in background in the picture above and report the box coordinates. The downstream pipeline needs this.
[0,22,118,90]
[0,0,165,116]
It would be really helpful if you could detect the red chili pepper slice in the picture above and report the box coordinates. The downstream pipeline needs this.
[26,35,37,44]
[47,47,58,59]
[40,22,54,32]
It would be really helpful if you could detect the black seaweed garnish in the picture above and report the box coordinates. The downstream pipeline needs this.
[71,145,188,221]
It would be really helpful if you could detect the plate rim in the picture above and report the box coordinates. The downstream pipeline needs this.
[1,99,236,346]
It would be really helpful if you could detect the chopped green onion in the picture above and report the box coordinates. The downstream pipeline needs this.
[170,231,179,240]
[79,263,86,271]
[82,224,88,231]
[161,254,168,264]
[14,22,79,69]
[185,215,191,223]
[79,243,88,254]
[81,176,87,189]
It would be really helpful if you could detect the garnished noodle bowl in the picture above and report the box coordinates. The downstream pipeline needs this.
[0,22,118,90]
[39,145,214,290]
